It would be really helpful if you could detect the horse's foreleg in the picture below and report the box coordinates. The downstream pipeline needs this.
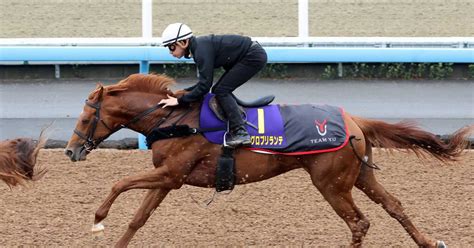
[94,166,182,226]
[355,146,438,248]
[114,188,170,248]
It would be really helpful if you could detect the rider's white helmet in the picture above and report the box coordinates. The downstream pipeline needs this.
[161,23,193,47]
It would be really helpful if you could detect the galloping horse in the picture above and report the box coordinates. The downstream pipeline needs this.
[65,74,471,247]
[0,131,47,188]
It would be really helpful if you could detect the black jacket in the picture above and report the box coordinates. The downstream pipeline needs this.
[178,35,252,104]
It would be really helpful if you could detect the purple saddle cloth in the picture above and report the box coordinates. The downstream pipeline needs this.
[200,93,349,155]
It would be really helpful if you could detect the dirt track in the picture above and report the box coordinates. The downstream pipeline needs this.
[1,149,473,247]
[1,0,473,38]
[1,0,473,247]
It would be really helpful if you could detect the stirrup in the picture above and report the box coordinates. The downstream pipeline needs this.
[223,131,231,147]
[223,131,251,147]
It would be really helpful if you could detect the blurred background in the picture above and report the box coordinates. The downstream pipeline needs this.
[2,0,473,38]
[0,0,473,146]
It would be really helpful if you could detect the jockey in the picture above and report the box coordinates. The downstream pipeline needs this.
[159,23,268,147]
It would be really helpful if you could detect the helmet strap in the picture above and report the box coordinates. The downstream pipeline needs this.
[184,39,192,59]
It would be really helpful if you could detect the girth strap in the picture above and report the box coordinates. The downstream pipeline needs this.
[145,125,199,149]
[144,124,236,149]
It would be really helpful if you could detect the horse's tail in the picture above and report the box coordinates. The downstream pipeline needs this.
[29,127,49,176]
[351,116,472,163]
[0,127,49,188]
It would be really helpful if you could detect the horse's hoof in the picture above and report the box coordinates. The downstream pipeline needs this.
[436,240,447,248]
[91,222,105,232]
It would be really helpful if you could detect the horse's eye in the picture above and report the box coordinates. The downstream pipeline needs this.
[82,119,90,125]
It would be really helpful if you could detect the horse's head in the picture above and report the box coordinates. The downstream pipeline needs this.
[65,85,111,161]
[65,74,176,162]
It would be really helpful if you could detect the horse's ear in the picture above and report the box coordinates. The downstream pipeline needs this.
[87,84,104,101]
[97,86,104,101]
[93,84,104,101]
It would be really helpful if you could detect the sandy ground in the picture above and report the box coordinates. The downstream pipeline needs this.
[1,149,473,247]
[1,1,473,247]
[1,0,473,38]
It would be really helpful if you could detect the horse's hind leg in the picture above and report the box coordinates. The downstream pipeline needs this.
[114,188,170,248]
[306,153,370,247]
[355,145,438,248]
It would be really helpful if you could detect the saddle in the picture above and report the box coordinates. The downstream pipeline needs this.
[208,94,275,121]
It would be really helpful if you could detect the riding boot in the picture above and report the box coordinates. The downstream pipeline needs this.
[215,94,251,147]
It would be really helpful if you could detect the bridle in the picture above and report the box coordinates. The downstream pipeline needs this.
[73,100,112,152]
[73,99,176,152]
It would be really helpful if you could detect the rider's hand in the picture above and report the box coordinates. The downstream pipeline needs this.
[158,95,178,108]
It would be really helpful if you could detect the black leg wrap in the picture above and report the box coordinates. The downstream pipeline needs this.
[215,146,236,192]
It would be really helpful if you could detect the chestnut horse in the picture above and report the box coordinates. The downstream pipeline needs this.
[0,130,47,188]
[65,74,471,248]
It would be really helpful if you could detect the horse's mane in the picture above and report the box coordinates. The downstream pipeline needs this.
[0,131,48,189]
[96,74,175,97]
[118,73,176,93]
[88,74,176,99]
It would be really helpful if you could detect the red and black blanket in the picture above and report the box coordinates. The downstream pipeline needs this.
[200,94,349,155]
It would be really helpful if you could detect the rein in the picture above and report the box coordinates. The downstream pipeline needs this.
[74,99,180,152]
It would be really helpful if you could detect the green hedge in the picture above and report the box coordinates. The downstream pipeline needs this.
[469,64,474,79]
[155,62,472,80]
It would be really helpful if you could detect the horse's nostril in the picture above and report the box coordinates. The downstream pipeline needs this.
[65,149,73,157]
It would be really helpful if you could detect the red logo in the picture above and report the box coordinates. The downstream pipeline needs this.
[315,119,327,136]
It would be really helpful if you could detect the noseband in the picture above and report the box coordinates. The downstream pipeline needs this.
[73,99,175,152]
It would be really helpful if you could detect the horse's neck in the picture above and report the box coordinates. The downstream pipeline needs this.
[130,101,200,135]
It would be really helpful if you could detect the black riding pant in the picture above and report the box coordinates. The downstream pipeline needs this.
[211,43,267,130]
